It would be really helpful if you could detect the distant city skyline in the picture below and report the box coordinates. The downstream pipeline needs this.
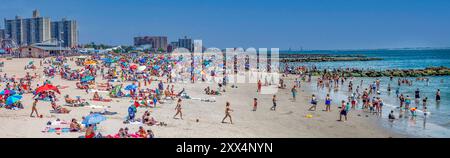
[1,0,450,50]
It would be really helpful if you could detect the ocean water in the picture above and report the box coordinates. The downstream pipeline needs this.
[285,49,450,137]
[282,49,450,70]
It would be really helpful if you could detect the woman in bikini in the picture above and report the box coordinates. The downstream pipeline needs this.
[221,102,233,124]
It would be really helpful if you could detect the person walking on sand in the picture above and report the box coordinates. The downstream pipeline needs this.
[257,80,262,93]
[338,100,349,122]
[252,98,258,111]
[222,102,233,124]
[271,95,277,111]
[291,85,297,101]
[173,98,183,120]
[324,94,332,112]
[30,99,39,117]
[309,94,318,111]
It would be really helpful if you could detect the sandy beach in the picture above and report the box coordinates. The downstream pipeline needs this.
[0,57,406,138]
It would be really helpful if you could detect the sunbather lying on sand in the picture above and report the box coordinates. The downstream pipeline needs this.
[65,95,77,104]
[51,102,71,114]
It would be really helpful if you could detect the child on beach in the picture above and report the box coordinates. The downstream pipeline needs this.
[271,95,277,111]
[253,98,258,111]
[324,94,332,112]
[308,94,318,111]
[173,98,183,120]
[291,86,297,101]
[388,110,396,122]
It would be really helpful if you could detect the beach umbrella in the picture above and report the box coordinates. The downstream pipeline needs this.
[125,84,137,91]
[130,64,138,70]
[81,76,95,82]
[137,66,146,72]
[84,60,97,65]
[28,61,34,65]
[35,84,61,94]
[82,113,106,125]
[0,89,16,95]
[6,94,22,105]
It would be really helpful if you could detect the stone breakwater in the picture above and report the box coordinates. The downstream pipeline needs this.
[303,67,450,77]
[279,54,382,62]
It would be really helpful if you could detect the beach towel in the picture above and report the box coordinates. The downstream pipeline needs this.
[128,121,143,125]
[42,127,71,133]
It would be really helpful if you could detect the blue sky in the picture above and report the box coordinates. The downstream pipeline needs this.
[1,0,450,50]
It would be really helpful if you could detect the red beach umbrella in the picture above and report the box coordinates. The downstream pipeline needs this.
[130,65,138,70]
[36,84,61,94]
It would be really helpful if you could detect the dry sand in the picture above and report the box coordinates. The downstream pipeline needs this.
[0,58,404,138]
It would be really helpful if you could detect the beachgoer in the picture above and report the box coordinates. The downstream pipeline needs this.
[388,110,396,121]
[436,89,441,102]
[85,124,95,138]
[30,99,39,117]
[70,119,81,132]
[325,94,332,112]
[173,98,183,119]
[309,94,317,111]
[338,100,348,122]
[271,95,277,111]
[221,102,233,124]
[253,98,257,111]
[291,86,297,101]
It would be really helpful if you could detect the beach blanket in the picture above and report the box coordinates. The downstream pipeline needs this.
[42,127,71,133]
[48,120,70,126]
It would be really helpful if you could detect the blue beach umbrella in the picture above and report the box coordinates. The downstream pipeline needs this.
[82,113,106,125]
[125,84,137,91]
[81,76,95,82]
[6,94,22,105]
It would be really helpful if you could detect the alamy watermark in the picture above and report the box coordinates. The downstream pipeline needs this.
[169,40,280,94]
